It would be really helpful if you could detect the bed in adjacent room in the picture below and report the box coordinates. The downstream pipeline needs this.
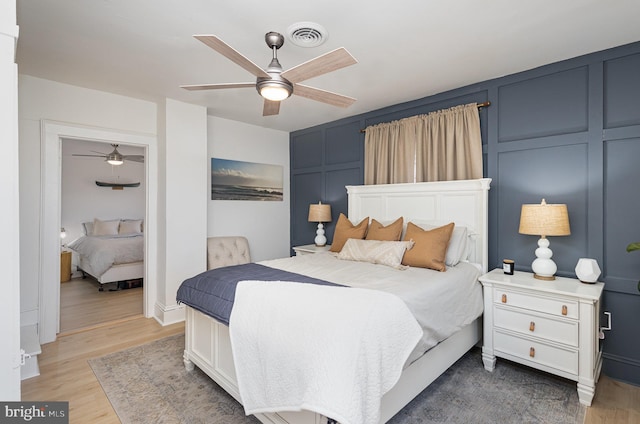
[177,178,491,424]
[67,218,144,290]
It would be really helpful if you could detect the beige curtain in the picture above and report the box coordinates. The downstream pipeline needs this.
[364,103,483,184]
[364,119,416,184]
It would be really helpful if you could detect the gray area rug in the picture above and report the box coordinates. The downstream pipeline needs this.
[89,334,585,424]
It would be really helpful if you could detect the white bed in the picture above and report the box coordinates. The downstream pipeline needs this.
[68,222,144,290]
[182,178,491,424]
[78,255,143,286]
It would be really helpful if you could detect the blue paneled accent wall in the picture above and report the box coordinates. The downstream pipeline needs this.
[290,41,640,385]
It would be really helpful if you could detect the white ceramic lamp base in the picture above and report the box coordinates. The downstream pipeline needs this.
[314,223,327,247]
[531,237,557,280]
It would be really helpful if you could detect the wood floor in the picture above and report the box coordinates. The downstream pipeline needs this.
[585,374,640,423]
[21,317,184,423]
[21,302,640,424]
[60,277,143,334]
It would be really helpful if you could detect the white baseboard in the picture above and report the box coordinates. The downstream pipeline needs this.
[154,302,185,326]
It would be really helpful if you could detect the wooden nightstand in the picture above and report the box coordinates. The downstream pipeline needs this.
[292,244,331,256]
[60,250,72,283]
[479,268,604,406]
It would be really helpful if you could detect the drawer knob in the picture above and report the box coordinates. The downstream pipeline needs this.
[529,321,535,332]
[562,305,568,316]
[529,347,535,358]
[501,294,507,303]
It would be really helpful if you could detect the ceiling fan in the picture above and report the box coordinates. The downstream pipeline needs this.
[180,32,358,116]
[72,144,144,166]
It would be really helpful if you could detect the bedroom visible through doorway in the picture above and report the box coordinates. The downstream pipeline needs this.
[60,139,146,333]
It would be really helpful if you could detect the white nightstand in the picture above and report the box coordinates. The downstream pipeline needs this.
[479,268,604,406]
[292,244,331,256]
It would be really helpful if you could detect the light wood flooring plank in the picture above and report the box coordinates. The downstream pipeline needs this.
[60,277,143,334]
[584,374,640,424]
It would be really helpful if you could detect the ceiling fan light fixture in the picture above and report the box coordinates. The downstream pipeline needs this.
[106,151,124,165]
[260,85,291,101]
[257,78,293,101]
[107,158,124,166]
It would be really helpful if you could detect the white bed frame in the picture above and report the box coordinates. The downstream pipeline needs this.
[78,256,144,287]
[183,178,491,424]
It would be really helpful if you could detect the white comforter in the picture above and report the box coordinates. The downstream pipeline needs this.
[67,233,144,276]
[230,280,423,424]
[260,252,484,363]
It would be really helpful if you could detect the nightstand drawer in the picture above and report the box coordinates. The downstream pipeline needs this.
[494,289,578,319]
[494,306,578,347]
[494,331,578,376]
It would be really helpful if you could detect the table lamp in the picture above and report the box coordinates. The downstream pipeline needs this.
[308,202,332,246]
[518,199,570,280]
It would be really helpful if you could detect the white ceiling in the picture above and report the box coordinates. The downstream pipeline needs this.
[15,0,640,133]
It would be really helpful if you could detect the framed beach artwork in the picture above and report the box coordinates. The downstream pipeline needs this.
[211,158,283,201]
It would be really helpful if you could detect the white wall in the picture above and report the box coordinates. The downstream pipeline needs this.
[155,98,207,324]
[1,0,21,400]
[208,116,290,261]
[18,75,157,328]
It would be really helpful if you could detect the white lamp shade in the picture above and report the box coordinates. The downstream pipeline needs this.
[575,258,601,283]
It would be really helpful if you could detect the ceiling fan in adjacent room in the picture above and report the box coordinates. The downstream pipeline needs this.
[72,144,144,165]
[180,31,358,116]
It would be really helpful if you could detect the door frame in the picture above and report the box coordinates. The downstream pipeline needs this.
[39,120,157,344]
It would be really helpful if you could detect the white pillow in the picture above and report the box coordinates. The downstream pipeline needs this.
[82,221,94,235]
[119,219,143,234]
[337,239,414,269]
[93,218,120,236]
[411,222,469,267]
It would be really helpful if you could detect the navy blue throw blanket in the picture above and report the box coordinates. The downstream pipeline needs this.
[176,263,343,326]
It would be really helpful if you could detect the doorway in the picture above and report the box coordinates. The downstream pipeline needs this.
[40,121,157,344]
[59,139,146,333]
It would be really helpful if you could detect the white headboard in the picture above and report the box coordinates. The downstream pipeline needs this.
[347,178,491,272]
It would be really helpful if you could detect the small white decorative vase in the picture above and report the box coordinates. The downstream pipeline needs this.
[575,258,601,284]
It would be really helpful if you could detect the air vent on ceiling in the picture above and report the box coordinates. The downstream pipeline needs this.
[286,22,328,48]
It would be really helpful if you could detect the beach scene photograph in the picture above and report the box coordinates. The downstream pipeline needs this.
[211,158,283,201]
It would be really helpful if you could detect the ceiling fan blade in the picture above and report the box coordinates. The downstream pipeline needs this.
[293,84,356,108]
[194,35,270,79]
[263,100,280,116]
[123,155,145,163]
[281,48,357,84]
[72,154,107,158]
[180,82,256,91]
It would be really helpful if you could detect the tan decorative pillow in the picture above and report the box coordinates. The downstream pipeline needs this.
[401,222,455,271]
[412,222,469,266]
[366,217,403,241]
[338,239,414,269]
[329,213,369,252]
[93,218,120,236]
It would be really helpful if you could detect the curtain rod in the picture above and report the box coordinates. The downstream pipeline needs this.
[359,101,491,133]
